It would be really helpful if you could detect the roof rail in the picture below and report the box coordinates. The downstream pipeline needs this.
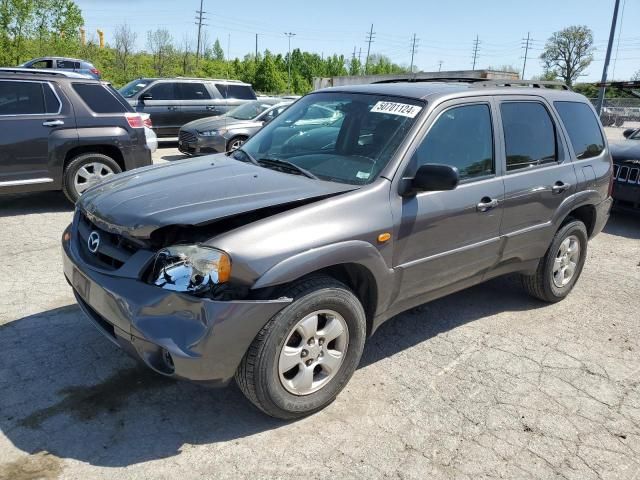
[373,77,485,84]
[0,68,93,79]
[476,79,571,90]
[174,76,245,83]
[372,77,571,90]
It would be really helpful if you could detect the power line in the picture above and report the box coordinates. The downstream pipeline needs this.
[471,35,480,70]
[365,24,375,74]
[521,32,532,80]
[284,32,296,93]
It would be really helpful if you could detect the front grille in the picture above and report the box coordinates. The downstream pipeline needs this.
[179,130,197,144]
[76,213,139,270]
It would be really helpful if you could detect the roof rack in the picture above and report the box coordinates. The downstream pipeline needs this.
[0,68,93,79]
[373,77,571,90]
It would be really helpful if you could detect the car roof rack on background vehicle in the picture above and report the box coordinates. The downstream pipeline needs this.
[373,77,571,90]
[0,68,93,79]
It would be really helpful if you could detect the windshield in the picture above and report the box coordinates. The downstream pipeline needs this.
[234,92,424,185]
[226,101,274,120]
[119,79,151,98]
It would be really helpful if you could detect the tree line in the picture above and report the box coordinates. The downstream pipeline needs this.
[0,0,637,96]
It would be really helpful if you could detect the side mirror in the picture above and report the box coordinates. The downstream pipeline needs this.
[140,92,153,102]
[400,164,459,197]
[623,128,636,139]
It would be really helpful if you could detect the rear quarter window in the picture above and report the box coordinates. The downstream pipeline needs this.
[215,84,256,100]
[554,101,605,159]
[72,83,129,113]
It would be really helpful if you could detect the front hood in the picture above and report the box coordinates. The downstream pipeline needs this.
[610,141,640,161]
[183,116,257,132]
[78,155,356,240]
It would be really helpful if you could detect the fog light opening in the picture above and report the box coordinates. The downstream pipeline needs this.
[162,348,175,372]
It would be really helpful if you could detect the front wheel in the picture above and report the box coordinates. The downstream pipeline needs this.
[521,220,588,302]
[235,276,366,419]
[227,136,248,152]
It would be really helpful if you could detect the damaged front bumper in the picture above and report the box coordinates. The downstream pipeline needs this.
[61,224,291,386]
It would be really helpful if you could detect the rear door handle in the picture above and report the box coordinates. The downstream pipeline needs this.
[477,197,499,212]
[42,119,64,127]
[206,106,217,111]
[551,181,571,194]
[167,106,178,111]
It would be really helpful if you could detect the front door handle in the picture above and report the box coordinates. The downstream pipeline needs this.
[167,106,178,111]
[206,106,217,111]
[42,119,64,127]
[477,197,499,212]
[551,181,571,194]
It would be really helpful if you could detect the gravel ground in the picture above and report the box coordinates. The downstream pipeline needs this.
[0,128,639,480]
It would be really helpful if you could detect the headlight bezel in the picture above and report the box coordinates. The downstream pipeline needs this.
[198,128,227,137]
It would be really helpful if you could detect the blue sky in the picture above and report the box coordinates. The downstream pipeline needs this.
[76,0,639,81]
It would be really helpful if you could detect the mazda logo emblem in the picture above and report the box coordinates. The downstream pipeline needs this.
[87,231,100,254]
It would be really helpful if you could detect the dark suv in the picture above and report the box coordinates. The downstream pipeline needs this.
[63,79,612,419]
[0,69,152,202]
[119,78,257,137]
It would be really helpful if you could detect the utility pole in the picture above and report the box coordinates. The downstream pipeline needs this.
[596,0,622,115]
[409,33,418,74]
[226,33,230,79]
[195,0,207,68]
[255,33,258,62]
[284,32,296,93]
[521,32,531,80]
[352,45,356,60]
[438,60,443,72]
[471,34,480,70]
[365,24,375,75]
[358,48,362,75]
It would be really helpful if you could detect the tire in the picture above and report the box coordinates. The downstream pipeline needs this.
[235,275,367,419]
[62,153,121,203]
[521,219,588,303]
[227,136,247,152]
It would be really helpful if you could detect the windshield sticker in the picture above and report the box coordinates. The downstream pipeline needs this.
[370,101,422,118]
[356,171,371,180]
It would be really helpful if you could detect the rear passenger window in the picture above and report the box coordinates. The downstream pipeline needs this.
[501,102,557,171]
[215,84,256,100]
[178,83,211,100]
[414,104,494,180]
[57,60,79,69]
[554,101,604,159]
[0,81,46,115]
[147,83,177,100]
[72,83,128,113]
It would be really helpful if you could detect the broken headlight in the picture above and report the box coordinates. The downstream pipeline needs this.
[150,245,231,293]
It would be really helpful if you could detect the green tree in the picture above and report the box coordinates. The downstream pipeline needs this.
[212,38,224,61]
[254,50,286,94]
[540,25,594,87]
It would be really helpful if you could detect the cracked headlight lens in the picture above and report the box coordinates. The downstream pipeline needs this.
[151,245,231,293]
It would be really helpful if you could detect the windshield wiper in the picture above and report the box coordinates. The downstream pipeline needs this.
[258,158,318,179]
[231,147,259,166]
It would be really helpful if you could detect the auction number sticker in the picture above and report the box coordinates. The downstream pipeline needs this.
[370,101,422,118]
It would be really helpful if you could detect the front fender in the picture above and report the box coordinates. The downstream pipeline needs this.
[252,240,396,315]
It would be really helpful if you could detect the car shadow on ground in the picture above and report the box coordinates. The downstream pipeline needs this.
[604,210,640,240]
[0,276,545,468]
[0,191,73,218]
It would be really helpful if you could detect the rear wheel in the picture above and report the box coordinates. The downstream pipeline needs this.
[63,153,121,203]
[227,136,247,152]
[235,275,366,419]
[521,220,588,302]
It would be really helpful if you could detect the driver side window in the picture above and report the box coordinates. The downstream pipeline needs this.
[414,103,494,180]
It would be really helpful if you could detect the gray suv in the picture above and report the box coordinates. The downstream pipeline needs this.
[0,69,152,202]
[19,56,101,79]
[62,79,612,419]
[119,78,257,137]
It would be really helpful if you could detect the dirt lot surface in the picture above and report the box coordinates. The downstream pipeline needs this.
[0,128,639,479]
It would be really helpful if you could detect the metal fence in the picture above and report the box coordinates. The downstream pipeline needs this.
[589,98,640,127]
